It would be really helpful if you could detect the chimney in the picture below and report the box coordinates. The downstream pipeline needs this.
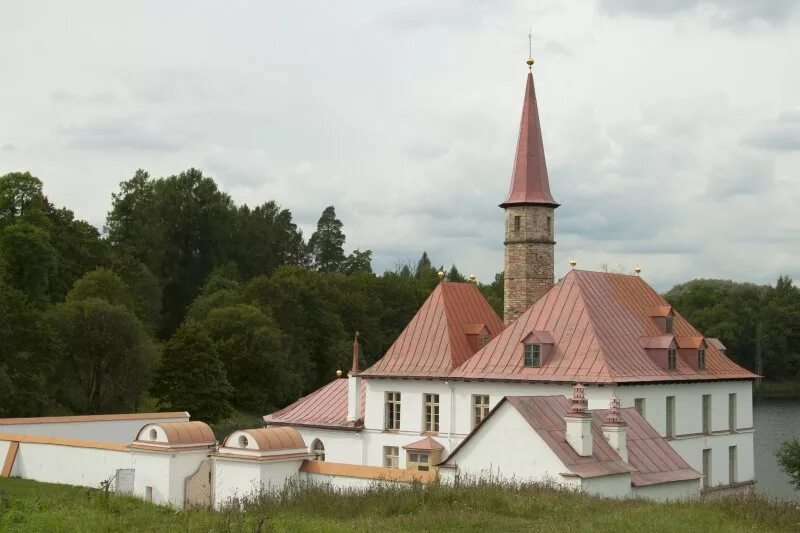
[347,331,361,423]
[564,384,592,457]
[602,396,628,462]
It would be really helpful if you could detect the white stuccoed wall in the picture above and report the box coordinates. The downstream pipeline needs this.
[6,442,132,488]
[0,414,190,444]
[213,458,304,508]
[581,473,632,498]
[633,479,701,501]
[447,401,576,487]
[130,451,172,504]
[293,428,364,465]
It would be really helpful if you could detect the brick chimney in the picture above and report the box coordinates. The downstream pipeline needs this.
[347,331,361,422]
[602,396,628,462]
[564,384,592,457]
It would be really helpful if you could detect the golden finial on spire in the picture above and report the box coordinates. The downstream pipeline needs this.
[634,265,642,276]
[437,270,445,282]
[569,258,577,269]
[527,30,534,70]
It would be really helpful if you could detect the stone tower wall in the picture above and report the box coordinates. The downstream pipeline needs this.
[503,205,555,324]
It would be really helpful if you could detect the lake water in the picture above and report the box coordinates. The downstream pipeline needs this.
[754,399,800,500]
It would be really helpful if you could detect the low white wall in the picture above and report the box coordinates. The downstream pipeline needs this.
[131,451,172,505]
[633,479,701,501]
[7,441,131,488]
[214,458,303,508]
[0,414,190,444]
[581,474,632,498]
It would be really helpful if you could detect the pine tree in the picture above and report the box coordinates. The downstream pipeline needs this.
[308,206,346,273]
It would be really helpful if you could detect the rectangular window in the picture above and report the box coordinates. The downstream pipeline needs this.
[667,348,677,371]
[407,452,431,471]
[728,393,737,432]
[666,396,675,438]
[424,393,440,433]
[698,348,706,370]
[546,216,552,234]
[665,315,674,333]
[634,398,646,418]
[384,446,399,468]
[473,395,490,428]
[514,216,521,231]
[729,445,737,484]
[702,394,711,434]
[385,392,401,430]
[524,344,541,367]
[702,448,712,488]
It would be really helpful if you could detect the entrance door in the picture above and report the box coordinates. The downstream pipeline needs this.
[185,459,213,508]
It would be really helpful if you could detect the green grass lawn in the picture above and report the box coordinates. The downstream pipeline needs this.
[0,477,798,532]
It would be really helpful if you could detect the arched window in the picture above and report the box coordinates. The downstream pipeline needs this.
[311,439,325,461]
[238,434,249,448]
[149,428,158,440]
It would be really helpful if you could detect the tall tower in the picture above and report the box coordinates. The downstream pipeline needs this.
[500,54,559,324]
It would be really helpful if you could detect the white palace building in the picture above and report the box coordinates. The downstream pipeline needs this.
[263,59,757,500]
[0,59,756,506]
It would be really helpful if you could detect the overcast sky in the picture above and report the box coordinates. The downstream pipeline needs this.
[2,0,798,290]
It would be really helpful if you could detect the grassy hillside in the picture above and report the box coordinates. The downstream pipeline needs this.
[0,477,798,532]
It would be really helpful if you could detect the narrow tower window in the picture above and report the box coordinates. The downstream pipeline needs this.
[514,215,521,231]
[546,216,552,235]
[698,348,706,370]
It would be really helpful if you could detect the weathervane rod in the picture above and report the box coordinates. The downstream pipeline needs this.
[527,29,534,71]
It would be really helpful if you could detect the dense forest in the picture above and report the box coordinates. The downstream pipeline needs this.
[0,170,797,423]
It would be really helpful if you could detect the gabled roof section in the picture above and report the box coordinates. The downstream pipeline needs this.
[445,395,700,486]
[360,282,505,378]
[404,436,445,451]
[264,378,365,431]
[500,71,558,208]
[594,407,701,487]
[451,270,755,383]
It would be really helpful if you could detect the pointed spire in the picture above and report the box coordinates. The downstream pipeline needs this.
[500,59,559,208]
[351,331,360,373]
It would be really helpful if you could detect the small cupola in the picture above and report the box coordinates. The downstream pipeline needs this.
[521,331,555,368]
[564,384,592,457]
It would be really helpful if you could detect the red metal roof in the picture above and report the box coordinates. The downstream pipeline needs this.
[360,282,505,378]
[264,378,365,431]
[500,71,558,208]
[446,395,700,485]
[594,407,701,486]
[403,436,445,451]
[451,270,756,383]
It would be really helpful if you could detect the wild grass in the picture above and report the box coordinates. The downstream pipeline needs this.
[0,476,799,532]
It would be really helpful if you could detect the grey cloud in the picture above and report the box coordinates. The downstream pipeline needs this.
[706,155,774,197]
[598,0,799,26]
[381,0,513,31]
[52,91,120,105]
[745,110,800,151]
[59,117,180,152]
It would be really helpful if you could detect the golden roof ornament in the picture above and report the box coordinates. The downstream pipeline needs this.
[469,274,477,284]
[634,265,642,276]
[336,369,342,378]
[569,258,577,269]
[527,31,535,71]
[437,270,445,282]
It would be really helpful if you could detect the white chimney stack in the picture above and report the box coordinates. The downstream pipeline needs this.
[602,396,628,462]
[347,332,361,423]
[565,384,593,457]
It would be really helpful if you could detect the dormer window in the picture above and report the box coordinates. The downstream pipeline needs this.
[665,315,674,334]
[479,332,489,347]
[698,348,706,370]
[667,348,677,371]
[524,343,541,367]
